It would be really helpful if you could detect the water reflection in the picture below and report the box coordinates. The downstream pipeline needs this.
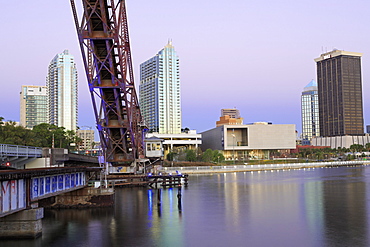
[1,167,370,247]
[321,168,368,247]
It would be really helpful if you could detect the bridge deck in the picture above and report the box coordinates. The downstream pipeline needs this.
[1,167,102,218]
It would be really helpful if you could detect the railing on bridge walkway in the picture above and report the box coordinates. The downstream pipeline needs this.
[0,167,101,218]
[0,144,42,158]
[0,144,43,168]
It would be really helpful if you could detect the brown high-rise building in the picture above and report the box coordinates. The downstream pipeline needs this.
[315,50,364,137]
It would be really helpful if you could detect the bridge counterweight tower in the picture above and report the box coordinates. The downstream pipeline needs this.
[70,0,144,167]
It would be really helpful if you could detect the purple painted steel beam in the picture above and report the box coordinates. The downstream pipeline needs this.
[70,0,145,165]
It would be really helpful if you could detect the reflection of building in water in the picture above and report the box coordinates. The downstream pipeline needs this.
[302,181,325,241]
[147,188,184,245]
[322,168,367,246]
[222,173,248,228]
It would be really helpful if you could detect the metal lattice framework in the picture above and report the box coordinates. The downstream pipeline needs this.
[70,0,144,165]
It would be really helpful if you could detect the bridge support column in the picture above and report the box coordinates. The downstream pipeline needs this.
[0,208,44,239]
[40,187,114,208]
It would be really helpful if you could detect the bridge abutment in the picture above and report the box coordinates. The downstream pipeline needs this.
[40,187,114,208]
[0,207,44,239]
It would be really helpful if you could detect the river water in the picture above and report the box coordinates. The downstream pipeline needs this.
[2,166,370,247]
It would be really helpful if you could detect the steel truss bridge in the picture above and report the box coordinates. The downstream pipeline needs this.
[70,0,145,171]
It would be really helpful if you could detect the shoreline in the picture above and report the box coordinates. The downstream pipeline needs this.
[159,160,370,174]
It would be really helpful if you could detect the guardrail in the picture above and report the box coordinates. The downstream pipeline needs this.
[160,161,370,174]
[0,144,42,158]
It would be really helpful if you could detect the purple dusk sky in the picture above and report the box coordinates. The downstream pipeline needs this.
[1,0,370,137]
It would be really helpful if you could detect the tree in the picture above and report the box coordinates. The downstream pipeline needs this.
[167,152,176,161]
[185,149,197,162]
[201,149,214,162]
[212,150,225,163]
[350,144,365,153]
[365,143,370,151]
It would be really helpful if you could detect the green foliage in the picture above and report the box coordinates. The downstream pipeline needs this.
[185,149,197,162]
[0,118,81,150]
[212,150,225,163]
[167,152,176,161]
[350,144,365,152]
[202,149,214,162]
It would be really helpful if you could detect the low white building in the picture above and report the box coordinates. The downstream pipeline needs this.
[201,122,296,160]
[146,130,202,157]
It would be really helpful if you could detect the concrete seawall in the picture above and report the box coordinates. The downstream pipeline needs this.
[159,161,370,174]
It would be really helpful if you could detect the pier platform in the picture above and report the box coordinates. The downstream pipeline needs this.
[101,173,189,188]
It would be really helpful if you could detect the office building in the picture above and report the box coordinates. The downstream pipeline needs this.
[221,108,241,119]
[216,115,243,127]
[301,80,319,144]
[139,41,181,134]
[20,85,48,129]
[76,128,95,150]
[47,50,78,130]
[315,50,364,137]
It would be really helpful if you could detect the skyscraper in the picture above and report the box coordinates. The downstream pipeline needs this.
[139,41,181,134]
[315,50,364,137]
[47,50,78,131]
[301,80,319,144]
[20,85,48,129]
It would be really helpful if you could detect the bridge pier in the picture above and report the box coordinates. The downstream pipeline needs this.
[39,187,114,208]
[0,207,44,239]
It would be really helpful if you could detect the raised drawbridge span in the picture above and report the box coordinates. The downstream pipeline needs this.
[70,0,145,172]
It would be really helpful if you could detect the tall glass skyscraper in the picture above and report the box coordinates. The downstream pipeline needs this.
[301,80,319,144]
[139,41,181,134]
[47,50,78,131]
[315,50,364,137]
[20,85,48,129]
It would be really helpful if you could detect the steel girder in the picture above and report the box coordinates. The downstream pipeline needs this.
[70,0,144,165]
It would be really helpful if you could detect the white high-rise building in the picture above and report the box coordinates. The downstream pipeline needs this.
[47,50,78,130]
[20,85,48,129]
[139,41,181,134]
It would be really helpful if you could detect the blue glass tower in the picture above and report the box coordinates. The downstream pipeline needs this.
[301,79,319,144]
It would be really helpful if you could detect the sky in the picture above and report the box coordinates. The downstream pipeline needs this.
[1,0,370,138]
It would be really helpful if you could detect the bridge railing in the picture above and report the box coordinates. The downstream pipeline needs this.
[0,144,42,158]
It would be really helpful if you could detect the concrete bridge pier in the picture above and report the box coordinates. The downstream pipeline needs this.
[0,207,44,239]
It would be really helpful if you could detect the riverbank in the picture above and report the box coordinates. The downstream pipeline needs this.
[159,160,370,174]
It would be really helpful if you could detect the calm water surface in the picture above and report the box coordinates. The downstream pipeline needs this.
[2,166,370,247]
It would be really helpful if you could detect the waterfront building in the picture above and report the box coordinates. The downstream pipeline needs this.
[312,135,370,149]
[76,128,95,150]
[301,80,319,145]
[201,122,296,160]
[146,130,202,158]
[20,85,48,129]
[47,50,78,131]
[315,50,364,137]
[221,108,241,119]
[139,41,181,134]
